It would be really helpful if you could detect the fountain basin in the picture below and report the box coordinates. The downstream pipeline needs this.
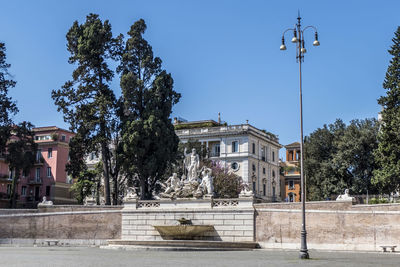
[154,225,214,240]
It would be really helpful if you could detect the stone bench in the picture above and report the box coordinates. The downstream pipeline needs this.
[44,240,60,246]
[380,245,397,252]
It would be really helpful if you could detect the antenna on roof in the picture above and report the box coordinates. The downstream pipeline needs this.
[218,112,221,124]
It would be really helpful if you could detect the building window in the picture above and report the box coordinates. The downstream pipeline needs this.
[263,168,266,174]
[272,170,276,178]
[261,146,266,161]
[61,135,66,142]
[21,186,27,196]
[252,164,256,172]
[263,183,266,196]
[288,180,295,190]
[36,149,42,162]
[48,148,52,158]
[252,181,256,192]
[252,143,256,154]
[90,152,95,160]
[296,150,300,161]
[6,184,11,195]
[35,135,51,141]
[272,151,275,162]
[36,168,41,180]
[9,169,14,179]
[46,186,51,196]
[213,144,220,157]
[288,193,295,202]
[232,141,239,153]
[47,167,51,177]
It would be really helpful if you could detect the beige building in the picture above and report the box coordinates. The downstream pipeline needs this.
[175,120,282,201]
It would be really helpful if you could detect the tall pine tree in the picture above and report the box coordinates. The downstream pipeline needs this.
[0,43,18,155]
[373,26,400,194]
[118,19,181,200]
[52,14,121,205]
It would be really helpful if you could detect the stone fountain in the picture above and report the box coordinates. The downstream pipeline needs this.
[154,218,214,240]
[104,148,258,250]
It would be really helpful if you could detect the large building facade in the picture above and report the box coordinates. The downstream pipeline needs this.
[0,126,76,208]
[175,120,282,201]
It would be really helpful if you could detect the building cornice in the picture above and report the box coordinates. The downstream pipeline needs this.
[176,124,282,148]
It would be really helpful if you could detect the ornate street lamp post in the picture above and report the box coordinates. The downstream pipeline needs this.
[280,13,320,259]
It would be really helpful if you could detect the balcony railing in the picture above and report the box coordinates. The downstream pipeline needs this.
[34,156,44,165]
[27,178,42,185]
[0,175,11,182]
[0,192,10,199]
[209,152,220,157]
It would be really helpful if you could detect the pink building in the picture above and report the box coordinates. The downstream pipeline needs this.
[0,126,76,208]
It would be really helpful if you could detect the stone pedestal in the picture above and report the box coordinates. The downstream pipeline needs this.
[121,198,255,242]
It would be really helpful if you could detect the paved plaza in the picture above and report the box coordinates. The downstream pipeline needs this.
[0,247,399,267]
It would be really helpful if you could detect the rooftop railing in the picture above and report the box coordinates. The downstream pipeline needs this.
[176,124,278,142]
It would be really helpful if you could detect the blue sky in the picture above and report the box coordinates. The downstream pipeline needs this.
[0,0,398,158]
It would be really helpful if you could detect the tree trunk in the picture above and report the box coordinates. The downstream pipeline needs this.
[96,179,101,205]
[139,177,150,200]
[101,142,111,205]
[9,169,18,209]
[112,174,118,205]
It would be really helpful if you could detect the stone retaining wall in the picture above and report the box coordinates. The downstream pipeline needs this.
[255,202,400,251]
[0,208,122,244]
[2,201,400,251]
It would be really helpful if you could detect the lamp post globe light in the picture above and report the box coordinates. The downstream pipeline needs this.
[280,13,320,260]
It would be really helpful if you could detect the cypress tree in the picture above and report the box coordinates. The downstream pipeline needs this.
[373,26,400,194]
[118,19,181,200]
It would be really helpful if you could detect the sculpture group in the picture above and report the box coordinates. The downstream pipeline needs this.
[159,148,214,199]
[122,147,253,201]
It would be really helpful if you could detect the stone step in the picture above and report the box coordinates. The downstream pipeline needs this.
[107,239,259,250]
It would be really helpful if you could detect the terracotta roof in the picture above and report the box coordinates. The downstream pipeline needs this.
[285,141,300,148]
[33,126,74,134]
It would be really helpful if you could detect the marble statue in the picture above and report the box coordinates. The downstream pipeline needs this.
[40,196,53,205]
[198,167,214,196]
[239,183,254,198]
[336,189,355,202]
[184,148,200,182]
[164,173,181,194]
[124,186,138,201]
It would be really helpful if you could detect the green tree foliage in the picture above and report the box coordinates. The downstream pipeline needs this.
[70,169,99,205]
[52,14,121,205]
[6,122,37,208]
[211,164,243,198]
[373,27,400,194]
[334,119,379,195]
[0,43,18,155]
[305,119,378,200]
[118,19,181,199]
